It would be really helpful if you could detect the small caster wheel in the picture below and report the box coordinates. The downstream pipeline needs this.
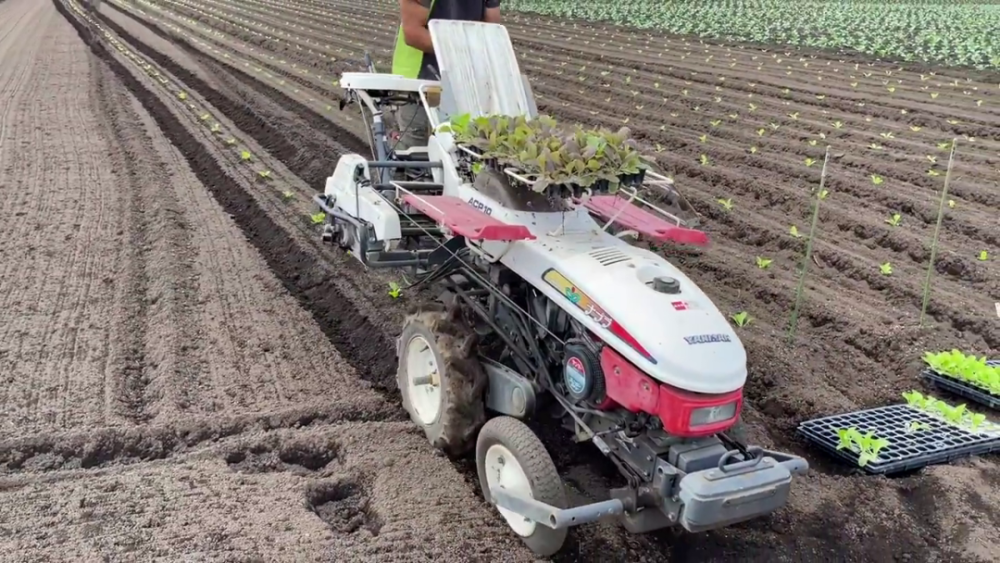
[476,416,568,557]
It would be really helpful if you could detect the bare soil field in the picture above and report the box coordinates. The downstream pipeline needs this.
[2,0,998,560]
[0,0,529,560]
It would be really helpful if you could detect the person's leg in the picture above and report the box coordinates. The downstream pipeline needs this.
[393,102,431,181]
[395,102,430,152]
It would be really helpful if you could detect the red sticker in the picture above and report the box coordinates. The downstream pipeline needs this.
[672,301,688,311]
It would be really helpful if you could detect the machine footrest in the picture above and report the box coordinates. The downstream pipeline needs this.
[401,194,535,241]
[584,195,708,246]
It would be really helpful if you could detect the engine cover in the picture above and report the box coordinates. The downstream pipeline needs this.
[562,341,606,404]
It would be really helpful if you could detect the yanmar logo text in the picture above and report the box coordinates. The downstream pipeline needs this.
[683,334,732,345]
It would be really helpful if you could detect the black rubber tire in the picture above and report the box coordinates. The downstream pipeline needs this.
[476,416,568,557]
[396,303,487,457]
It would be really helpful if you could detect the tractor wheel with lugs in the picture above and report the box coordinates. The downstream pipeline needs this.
[397,303,487,457]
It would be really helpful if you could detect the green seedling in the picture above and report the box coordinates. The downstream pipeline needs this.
[257,170,271,179]
[906,421,930,433]
[948,199,956,208]
[717,197,733,211]
[836,427,890,467]
[885,213,902,226]
[199,113,210,121]
[731,311,751,327]
[225,138,237,146]
[281,190,294,201]
[789,225,801,238]
[755,256,772,269]
[310,212,326,225]
[210,123,221,133]
[817,188,829,200]
[388,281,402,299]
[902,389,996,434]
[749,146,758,155]
[178,91,188,100]
[870,174,883,185]
[700,154,710,166]
[924,350,1000,395]
[699,134,708,143]
[240,150,253,161]
[804,157,816,167]
[880,262,893,275]
[979,250,988,261]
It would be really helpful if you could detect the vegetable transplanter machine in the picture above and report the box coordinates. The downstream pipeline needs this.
[314,19,808,556]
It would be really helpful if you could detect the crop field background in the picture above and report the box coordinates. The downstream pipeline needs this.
[0,0,997,561]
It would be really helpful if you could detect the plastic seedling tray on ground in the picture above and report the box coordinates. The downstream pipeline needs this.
[921,360,1000,411]
[797,404,1000,475]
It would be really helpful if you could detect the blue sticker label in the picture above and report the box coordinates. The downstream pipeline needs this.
[564,356,587,395]
[683,334,732,345]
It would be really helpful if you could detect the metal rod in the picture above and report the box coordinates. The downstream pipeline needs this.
[787,145,831,343]
[920,138,959,327]
[367,160,441,169]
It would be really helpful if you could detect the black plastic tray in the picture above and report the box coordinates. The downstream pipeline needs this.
[922,360,1000,411]
[797,403,1000,475]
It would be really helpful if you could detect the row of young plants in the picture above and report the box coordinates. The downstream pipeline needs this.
[109,0,415,302]
[501,0,1000,70]
[182,0,997,251]
[835,389,999,468]
[166,0,1000,250]
[144,0,995,332]
[143,0,997,280]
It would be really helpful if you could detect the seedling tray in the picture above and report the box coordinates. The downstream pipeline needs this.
[922,360,1000,411]
[797,404,1000,475]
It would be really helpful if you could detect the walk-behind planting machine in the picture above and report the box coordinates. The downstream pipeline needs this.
[314,20,808,556]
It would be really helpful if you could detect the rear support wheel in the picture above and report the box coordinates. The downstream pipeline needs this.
[397,303,487,457]
[476,416,568,557]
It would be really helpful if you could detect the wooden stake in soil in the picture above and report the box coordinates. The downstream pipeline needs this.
[788,146,831,344]
[920,138,959,328]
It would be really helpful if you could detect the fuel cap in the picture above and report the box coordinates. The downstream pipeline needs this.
[652,276,680,294]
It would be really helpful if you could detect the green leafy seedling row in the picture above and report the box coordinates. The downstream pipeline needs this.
[924,350,1000,396]
[902,390,994,434]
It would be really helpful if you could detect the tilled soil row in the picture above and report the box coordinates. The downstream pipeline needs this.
[84,2,1000,563]
[93,4,407,391]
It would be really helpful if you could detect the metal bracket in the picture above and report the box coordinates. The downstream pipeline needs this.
[490,488,624,530]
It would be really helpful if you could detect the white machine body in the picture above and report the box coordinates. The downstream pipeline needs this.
[323,21,747,395]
